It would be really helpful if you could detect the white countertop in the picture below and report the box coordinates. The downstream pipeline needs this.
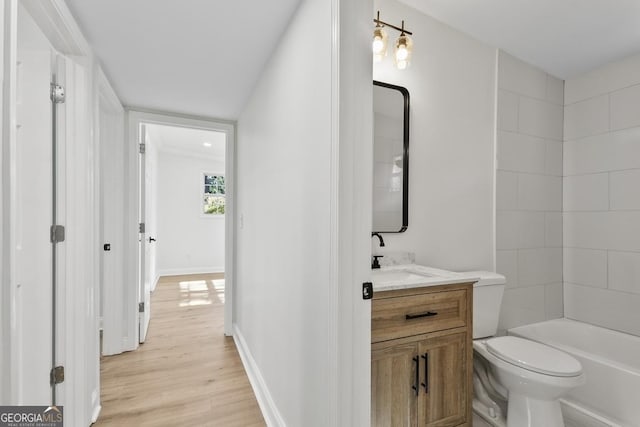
[371,264,480,292]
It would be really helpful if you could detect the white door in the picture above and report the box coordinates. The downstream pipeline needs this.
[15,29,54,405]
[138,124,151,343]
[99,91,125,355]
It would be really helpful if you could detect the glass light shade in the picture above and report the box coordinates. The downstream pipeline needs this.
[372,26,388,62]
[395,34,413,70]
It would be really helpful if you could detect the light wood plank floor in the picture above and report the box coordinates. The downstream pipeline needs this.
[95,273,265,427]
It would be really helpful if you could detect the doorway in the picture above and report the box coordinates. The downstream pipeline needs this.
[126,111,235,342]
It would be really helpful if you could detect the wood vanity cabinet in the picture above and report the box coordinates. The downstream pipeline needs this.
[371,283,473,427]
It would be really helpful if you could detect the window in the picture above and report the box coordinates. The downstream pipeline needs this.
[203,174,225,215]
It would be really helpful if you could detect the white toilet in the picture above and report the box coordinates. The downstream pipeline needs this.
[469,272,585,427]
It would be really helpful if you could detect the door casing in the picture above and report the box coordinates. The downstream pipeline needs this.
[126,110,236,340]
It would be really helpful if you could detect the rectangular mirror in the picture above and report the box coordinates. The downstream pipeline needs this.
[372,80,409,233]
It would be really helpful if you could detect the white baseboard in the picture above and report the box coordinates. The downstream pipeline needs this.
[233,324,286,427]
[91,403,102,424]
[156,266,225,277]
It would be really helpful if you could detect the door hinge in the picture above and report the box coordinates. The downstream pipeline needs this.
[50,366,64,385]
[50,83,65,104]
[139,143,146,154]
[139,302,145,313]
[50,225,65,243]
[139,222,145,233]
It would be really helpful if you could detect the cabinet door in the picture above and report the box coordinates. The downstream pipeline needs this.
[417,332,468,427]
[372,340,420,427]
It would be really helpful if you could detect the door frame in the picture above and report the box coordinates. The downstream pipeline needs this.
[1,0,18,405]
[126,110,236,339]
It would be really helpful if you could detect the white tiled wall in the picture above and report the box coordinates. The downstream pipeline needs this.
[563,53,640,336]
[495,50,640,337]
[496,52,564,332]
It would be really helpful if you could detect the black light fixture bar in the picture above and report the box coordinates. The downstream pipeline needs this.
[373,11,413,35]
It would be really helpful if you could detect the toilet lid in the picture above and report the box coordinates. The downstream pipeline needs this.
[486,336,582,377]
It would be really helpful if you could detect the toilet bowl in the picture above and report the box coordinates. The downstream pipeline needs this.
[467,271,585,427]
[473,337,585,427]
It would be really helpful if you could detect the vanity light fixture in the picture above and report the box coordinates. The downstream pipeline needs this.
[373,11,413,70]
[372,11,388,62]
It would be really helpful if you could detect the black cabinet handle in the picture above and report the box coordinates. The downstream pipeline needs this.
[412,356,420,396]
[405,311,438,320]
[421,353,429,393]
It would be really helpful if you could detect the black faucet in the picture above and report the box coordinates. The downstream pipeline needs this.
[371,232,385,269]
[372,232,385,247]
[371,255,384,269]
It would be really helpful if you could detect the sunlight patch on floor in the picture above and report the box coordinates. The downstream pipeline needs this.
[178,280,212,307]
[210,279,225,303]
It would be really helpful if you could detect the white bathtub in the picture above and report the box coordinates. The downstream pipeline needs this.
[509,318,640,427]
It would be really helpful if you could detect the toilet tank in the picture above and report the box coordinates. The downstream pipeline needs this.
[463,271,506,339]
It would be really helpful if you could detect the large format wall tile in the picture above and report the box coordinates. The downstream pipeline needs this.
[544,283,564,319]
[499,286,546,331]
[496,170,518,211]
[563,53,640,337]
[610,169,640,210]
[518,248,563,287]
[498,89,519,132]
[608,251,640,294]
[564,212,609,249]
[564,128,640,176]
[610,84,640,130]
[565,283,640,336]
[498,53,548,100]
[498,131,547,174]
[497,250,518,288]
[563,247,608,288]
[546,75,564,105]
[545,140,563,176]
[564,94,609,140]
[496,51,564,329]
[519,97,564,140]
[563,173,609,212]
[518,174,562,211]
[544,212,563,247]
[565,54,640,104]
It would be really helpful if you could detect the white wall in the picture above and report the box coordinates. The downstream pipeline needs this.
[563,53,640,337]
[156,150,225,276]
[235,0,335,424]
[495,51,565,333]
[372,0,496,272]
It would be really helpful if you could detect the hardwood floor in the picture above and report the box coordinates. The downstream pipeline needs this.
[95,273,265,427]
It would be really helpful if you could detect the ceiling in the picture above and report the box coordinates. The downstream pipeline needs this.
[64,0,640,120]
[64,0,301,121]
[146,124,226,161]
[398,0,640,79]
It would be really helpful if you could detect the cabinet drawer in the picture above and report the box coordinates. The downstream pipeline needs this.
[372,289,467,343]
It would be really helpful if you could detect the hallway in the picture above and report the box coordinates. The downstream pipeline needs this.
[96,274,265,426]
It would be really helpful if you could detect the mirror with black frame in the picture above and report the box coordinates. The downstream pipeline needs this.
[372,81,409,233]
